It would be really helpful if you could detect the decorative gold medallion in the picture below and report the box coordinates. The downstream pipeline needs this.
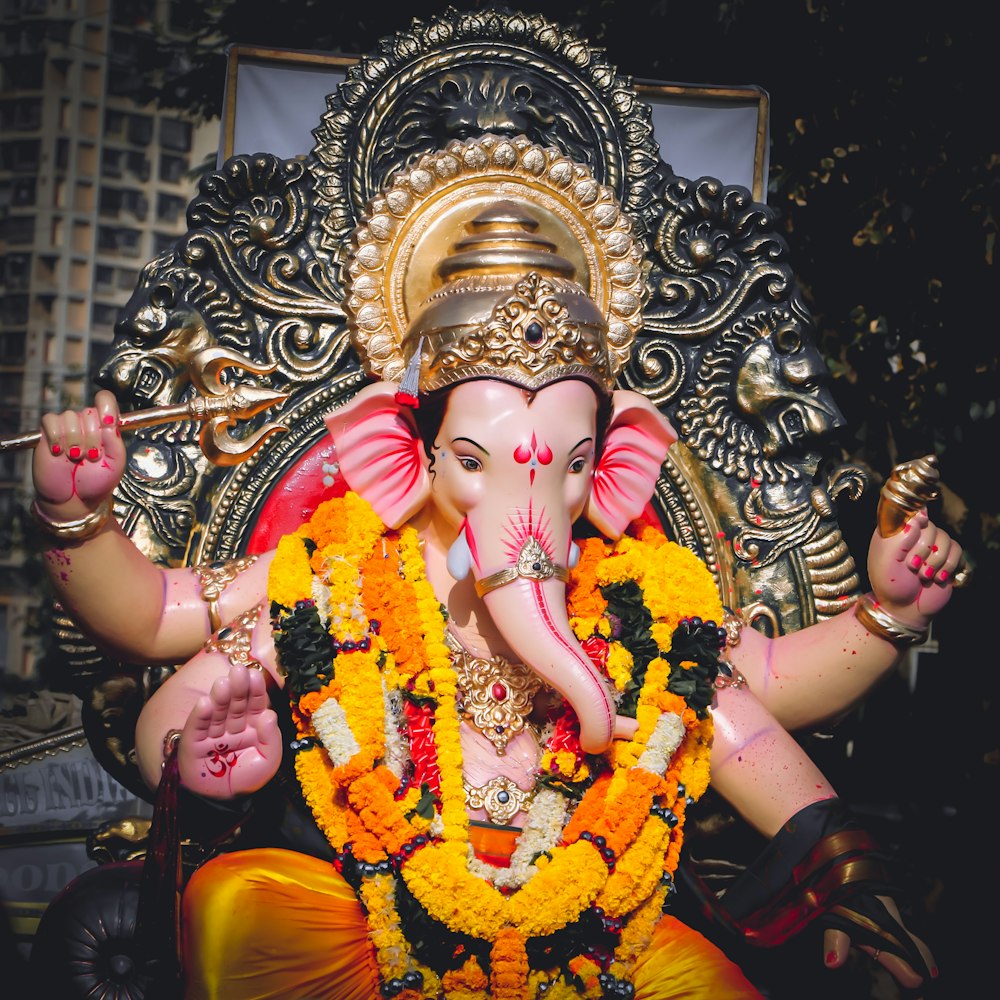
[203,603,265,669]
[464,774,534,826]
[193,554,260,633]
[475,537,571,598]
[451,645,541,755]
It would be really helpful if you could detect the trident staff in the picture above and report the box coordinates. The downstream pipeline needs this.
[1,347,288,467]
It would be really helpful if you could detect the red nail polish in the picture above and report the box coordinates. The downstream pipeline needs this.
[51,444,61,455]
[68,446,81,459]
[924,565,935,578]
[939,571,949,581]
[931,966,939,978]
[87,447,99,460]
[825,951,837,966]
[911,555,922,568]
[103,414,114,425]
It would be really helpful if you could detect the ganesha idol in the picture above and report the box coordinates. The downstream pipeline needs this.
[29,143,961,1000]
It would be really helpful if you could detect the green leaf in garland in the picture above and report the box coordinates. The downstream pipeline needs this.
[665,617,724,718]
[601,579,659,718]
[407,783,437,820]
[272,599,335,698]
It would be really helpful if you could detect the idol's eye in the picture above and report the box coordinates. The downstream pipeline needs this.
[568,456,588,474]
[458,456,483,472]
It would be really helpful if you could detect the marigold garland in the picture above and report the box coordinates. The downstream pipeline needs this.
[268,493,725,997]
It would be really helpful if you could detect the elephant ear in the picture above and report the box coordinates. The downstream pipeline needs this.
[323,382,430,528]
[585,389,677,538]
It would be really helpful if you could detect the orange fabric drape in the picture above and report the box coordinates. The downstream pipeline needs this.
[181,848,763,1000]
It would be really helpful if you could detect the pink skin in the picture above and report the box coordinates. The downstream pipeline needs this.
[177,663,281,799]
[867,508,963,625]
[327,378,673,754]
[33,388,125,522]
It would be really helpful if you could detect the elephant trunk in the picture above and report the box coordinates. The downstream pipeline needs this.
[480,576,615,754]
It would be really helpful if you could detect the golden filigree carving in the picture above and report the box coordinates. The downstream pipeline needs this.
[203,604,264,669]
[452,648,541,755]
[465,774,534,825]
[193,555,260,633]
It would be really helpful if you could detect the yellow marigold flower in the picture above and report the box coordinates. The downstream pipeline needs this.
[605,642,634,692]
[268,533,313,608]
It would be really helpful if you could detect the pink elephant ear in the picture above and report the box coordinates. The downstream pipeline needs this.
[323,382,430,528]
[585,389,677,538]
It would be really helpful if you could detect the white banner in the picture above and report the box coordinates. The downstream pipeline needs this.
[221,47,770,200]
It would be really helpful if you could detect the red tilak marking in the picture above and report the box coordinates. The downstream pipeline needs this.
[103,415,115,425]
[513,433,552,466]
[502,503,555,563]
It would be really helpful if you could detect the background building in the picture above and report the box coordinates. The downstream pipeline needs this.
[0,0,217,677]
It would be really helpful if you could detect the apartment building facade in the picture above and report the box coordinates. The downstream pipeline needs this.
[0,0,217,676]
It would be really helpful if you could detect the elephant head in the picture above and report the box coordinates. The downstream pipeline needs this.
[325,375,675,753]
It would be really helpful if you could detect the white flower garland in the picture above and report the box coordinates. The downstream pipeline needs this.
[382,683,410,782]
[634,712,685,776]
[312,695,360,767]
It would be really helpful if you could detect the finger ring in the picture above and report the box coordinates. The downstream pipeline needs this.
[952,567,971,589]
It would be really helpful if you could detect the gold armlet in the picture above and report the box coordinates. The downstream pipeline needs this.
[715,607,748,689]
[855,593,928,647]
[203,604,268,671]
[32,497,111,542]
[192,555,259,633]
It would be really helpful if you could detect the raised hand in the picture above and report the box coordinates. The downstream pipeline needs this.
[867,508,964,625]
[177,664,281,800]
[32,388,126,520]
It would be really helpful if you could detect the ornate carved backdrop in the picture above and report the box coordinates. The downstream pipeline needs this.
[70,8,866,795]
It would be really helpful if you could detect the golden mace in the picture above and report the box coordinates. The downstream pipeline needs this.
[876,454,970,587]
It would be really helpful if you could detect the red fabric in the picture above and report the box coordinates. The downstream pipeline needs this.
[247,437,347,554]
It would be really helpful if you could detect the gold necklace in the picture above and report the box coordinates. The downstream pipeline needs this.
[445,631,541,755]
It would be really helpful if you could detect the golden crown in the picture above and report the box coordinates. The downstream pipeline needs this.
[344,135,645,395]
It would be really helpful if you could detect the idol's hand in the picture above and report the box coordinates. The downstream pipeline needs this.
[32,389,126,519]
[177,664,281,800]
[867,509,963,626]
[823,893,937,997]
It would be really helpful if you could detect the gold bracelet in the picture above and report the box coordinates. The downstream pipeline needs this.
[32,497,111,542]
[855,592,928,647]
[192,555,259,633]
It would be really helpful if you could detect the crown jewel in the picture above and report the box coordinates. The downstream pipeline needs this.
[343,135,645,394]
[406,203,613,393]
